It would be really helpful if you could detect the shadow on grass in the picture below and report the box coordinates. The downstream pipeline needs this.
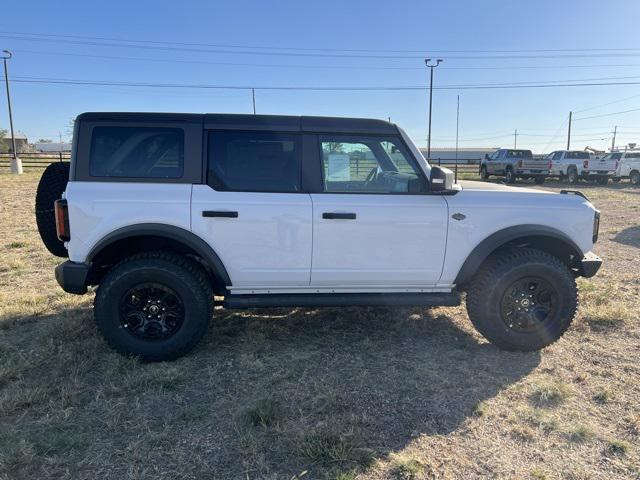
[0,304,540,478]
[612,226,640,249]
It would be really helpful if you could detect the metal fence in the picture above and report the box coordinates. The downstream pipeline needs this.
[0,153,480,178]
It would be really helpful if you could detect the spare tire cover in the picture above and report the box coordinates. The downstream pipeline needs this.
[35,162,70,257]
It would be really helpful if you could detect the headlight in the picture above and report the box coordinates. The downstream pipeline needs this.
[593,211,600,243]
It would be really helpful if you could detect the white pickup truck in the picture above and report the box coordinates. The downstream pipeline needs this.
[584,153,619,185]
[612,151,640,185]
[546,150,591,184]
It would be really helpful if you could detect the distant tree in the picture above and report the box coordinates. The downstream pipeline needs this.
[66,118,75,136]
[325,142,344,153]
[38,138,53,143]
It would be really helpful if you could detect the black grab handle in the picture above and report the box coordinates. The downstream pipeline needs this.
[202,210,239,218]
[322,212,356,220]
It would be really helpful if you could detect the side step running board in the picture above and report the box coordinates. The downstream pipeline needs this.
[222,292,460,309]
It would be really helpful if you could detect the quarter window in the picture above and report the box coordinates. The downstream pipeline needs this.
[319,136,424,193]
[90,127,184,178]
[208,132,301,192]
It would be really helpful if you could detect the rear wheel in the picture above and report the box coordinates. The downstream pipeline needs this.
[35,162,70,257]
[567,168,579,184]
[631,171,640,186]
[94,252,213,361]
[505,168,516,184]
[466,248,577,351]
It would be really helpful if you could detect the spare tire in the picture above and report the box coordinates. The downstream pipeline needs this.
[35,162,70,257]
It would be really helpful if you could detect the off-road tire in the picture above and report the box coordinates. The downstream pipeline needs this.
[596,176,609,185]
[630,171,640,186]
[567,167,579,184]
[94,252,213,362]
[466,248,577,351]
[505,168,516,184]
[480,166,489,180]
[534,176,545,185]
[35,162,70,257]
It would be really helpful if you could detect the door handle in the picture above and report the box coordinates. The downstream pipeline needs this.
[202,210,238,218]
[322,212,356,220]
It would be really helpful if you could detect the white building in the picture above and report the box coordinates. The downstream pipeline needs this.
[420,147,499,164]
[34,142,72,152]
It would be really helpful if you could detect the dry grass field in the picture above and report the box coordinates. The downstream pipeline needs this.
[0,170,638,480]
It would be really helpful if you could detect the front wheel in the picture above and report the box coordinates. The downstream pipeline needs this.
[480,166,490,180]
[630,171,640,186]
[94,252,213,361]
[466,248,577,351]
[596,176,609,185]
[534,176,545,185]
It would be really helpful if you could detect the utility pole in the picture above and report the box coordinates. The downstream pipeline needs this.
[2,50,21,174]
[455,95,460,183]
[611,125,617,151]
[567,111,572,150]
[425,58,443,159]
[513,129,519,148]
[252,88,256,114]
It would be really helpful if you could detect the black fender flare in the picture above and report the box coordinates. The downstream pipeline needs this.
[87,223,231,286]
[454,224,583,286]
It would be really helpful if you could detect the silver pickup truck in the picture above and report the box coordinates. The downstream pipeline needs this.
[480,149,550,184]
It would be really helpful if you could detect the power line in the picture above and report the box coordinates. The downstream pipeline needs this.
[6,33,640,60]
[5,30,640,55]
[574,106,640,121]
[19,49,640,72]
[12,75,640,92]
[573,92,640,113]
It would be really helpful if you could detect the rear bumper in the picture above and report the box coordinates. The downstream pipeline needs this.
[55,260,89,294]
[516,169,548,176]
[577,251,602,278]
[583,171,615,176]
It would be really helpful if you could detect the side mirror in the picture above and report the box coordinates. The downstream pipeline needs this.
[430,166,454,192]
[484,154,489,160]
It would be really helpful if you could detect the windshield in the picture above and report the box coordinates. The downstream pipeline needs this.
[566,151,590,159]
[506,150,533,158]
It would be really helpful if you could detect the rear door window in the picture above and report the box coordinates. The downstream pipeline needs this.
[207,131,302,192]
[90,127,184,178]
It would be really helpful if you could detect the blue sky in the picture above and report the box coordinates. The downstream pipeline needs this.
[2,0,640,152]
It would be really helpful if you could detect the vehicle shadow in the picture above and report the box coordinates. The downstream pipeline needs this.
[0,304,541,478]
[613,226,640,248]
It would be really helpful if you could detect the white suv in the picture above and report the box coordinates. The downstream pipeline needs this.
[36,113,602,361]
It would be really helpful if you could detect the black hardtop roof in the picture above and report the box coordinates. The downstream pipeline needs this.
[76,112,398,134]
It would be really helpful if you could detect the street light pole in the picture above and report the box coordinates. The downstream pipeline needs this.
[425,58,442,160]
[2,50,21,174]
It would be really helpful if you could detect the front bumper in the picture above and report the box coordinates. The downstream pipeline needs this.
[55,260,89,294]
[577,251,602,278]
